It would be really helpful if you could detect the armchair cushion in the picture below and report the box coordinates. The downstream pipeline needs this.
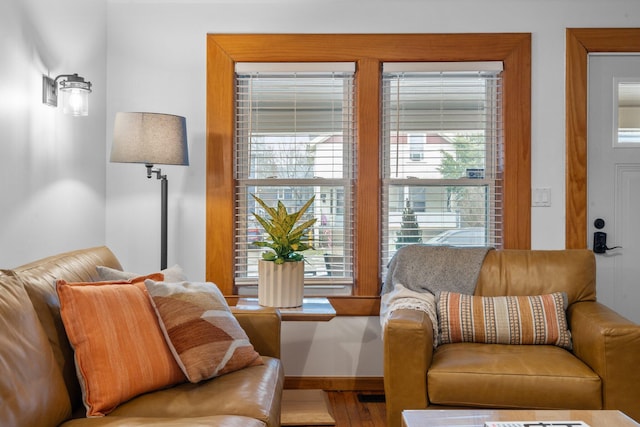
[428,343,601,409]
[437,291,572,349]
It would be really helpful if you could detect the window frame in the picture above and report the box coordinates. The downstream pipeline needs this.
[206,34,531,315]
[233,65,357,288]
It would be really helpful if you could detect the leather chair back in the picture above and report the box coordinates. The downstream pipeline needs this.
[13,246,123,411]
[475,249,596,304]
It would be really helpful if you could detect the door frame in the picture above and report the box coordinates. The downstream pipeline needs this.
[566,28,640,248]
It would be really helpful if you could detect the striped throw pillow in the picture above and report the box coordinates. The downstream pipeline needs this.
[437,291,572,350]
[144,280,263,383]
[57,274,187,417]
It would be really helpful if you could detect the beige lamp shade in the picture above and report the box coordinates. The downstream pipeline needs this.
[111,112,189,165]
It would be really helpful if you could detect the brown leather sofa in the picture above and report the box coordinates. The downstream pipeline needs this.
[0,246,283,427]
[383,249,640,427]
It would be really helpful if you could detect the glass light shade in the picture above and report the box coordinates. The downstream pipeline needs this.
[60,82,90,116]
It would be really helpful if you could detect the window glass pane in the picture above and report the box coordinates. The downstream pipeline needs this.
[616,80,640,144]
[382,68,503,272]
[244,134,348,180]
[387,184,496,250]
[234,68,355,292]
[235,186,353,281]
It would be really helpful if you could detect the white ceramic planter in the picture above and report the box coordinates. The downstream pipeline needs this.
[258,260,304,308]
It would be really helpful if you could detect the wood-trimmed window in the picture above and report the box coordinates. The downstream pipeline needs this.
[206,34,531,315]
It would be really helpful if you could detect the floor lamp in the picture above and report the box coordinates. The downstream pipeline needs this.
[110,112,189,270]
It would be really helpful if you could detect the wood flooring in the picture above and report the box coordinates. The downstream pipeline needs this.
[325,391,387,427]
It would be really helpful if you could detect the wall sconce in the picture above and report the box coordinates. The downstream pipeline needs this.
[42,73,92,116]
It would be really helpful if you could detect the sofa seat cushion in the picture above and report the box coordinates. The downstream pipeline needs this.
[428,343,601,409]
[108,356,283,427]
[61,415,266,427]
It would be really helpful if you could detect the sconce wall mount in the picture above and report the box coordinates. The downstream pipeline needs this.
[42,73,92,116]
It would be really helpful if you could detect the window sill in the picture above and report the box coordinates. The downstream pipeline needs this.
[227,294,380,317]
[235,297,337,321]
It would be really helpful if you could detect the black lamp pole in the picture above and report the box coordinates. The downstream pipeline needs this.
[146,164,168,270]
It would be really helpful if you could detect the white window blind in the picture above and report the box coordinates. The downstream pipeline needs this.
[381,62,504,273]
[234,63,356,295]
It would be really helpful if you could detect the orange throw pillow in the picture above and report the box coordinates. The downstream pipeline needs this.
[57,274,186,417]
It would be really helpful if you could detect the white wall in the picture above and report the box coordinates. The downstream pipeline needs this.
[103,0,638,378]
[0,0,107,266]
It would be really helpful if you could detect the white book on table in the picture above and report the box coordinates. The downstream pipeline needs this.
[484,422,590,427]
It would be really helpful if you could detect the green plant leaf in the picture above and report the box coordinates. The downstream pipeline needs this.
[251,193,316,263]
[262,252,277,261]
[253,194,278,220]
[290,218,317,240]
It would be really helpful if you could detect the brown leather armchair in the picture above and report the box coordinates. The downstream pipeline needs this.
[383,249,640,427]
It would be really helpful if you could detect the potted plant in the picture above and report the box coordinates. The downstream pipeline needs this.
[252,194,317,307]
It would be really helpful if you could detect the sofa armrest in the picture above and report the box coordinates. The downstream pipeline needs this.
[231,306,281,359]
[568,301,640,421]
[383,308,434,427]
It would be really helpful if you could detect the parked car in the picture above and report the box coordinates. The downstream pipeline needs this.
[424,227,487,246]
[247,228,263,248]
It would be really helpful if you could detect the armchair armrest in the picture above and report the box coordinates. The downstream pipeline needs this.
[383,308,434,427]
[568,301,640,421]
[231,306,282,359]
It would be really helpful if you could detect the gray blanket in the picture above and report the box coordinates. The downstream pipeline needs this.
[381,245,493,296]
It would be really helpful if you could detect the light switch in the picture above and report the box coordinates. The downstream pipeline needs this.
[532,187,551,207]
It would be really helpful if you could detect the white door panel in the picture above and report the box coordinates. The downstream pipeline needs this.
[588,54,640,324]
